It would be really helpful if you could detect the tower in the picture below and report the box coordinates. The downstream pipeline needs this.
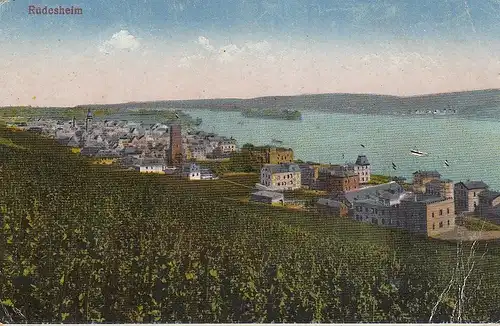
[85,109,93,132]
[168,124,183,166]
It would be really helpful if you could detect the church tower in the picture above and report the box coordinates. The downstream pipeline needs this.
[85,109,93,132]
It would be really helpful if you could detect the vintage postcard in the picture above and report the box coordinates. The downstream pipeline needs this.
[1,0,500,324]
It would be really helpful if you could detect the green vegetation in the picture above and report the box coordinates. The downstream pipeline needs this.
[1,127,500,323]
[0,137,26,150]
[241,108,302,120]
[461,217,500,231]
[368,174,391,185]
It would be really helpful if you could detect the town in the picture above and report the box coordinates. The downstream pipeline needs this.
[7,109,500,239]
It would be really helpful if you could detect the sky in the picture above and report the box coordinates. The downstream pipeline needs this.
[1,0,500,106]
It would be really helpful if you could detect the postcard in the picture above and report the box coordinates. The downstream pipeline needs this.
[1,0,500,324]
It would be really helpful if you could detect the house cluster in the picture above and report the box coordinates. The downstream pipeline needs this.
[254,153,372,193]
[320,170,500,236]
[185,130,237,161]
[22,112,172,160]
[251,148,500,236]
[17,111,225,180]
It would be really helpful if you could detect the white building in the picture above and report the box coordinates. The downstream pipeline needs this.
[350,155,371,184]
[260,163,302,191]
[182,163,201,180]
[136,158,167,174]
[217,139,237,154]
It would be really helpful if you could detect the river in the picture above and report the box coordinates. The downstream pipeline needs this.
[180,109,500,190]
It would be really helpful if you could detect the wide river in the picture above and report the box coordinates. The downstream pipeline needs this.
[180,109,500,190]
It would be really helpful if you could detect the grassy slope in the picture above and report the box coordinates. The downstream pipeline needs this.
[461,217,500,231]
[1,128,500,323]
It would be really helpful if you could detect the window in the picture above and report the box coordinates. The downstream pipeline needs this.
[447,208,450,214]
[447,220,450,226]
[432,212,435,218]
[439,221,443,228]
[432,223,435,230]
[439,209,443,216]
[474,191,476,197]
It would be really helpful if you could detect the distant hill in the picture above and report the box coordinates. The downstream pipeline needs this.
[3,89,500,118]
[75,89,500,117]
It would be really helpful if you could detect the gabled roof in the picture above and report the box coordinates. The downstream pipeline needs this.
[457,181,489,190]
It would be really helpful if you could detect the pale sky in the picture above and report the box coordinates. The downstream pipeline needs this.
[1,0,500,107]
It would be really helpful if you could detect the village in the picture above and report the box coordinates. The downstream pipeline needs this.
[8,109,500,239]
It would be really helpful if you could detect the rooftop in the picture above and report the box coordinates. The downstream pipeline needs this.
[252,191,284,199]
[355,155,370,166]
[458,181,489,190]
[402,194,450,204]
[478,190,500,201]
[337,181,403,204]
[263,163,301,173]
[317,198,345,207]
[413,170,441,177]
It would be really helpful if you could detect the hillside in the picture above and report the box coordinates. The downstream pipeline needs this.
[2,89,500,119]
[66,89,500,118]
[1,127,500,323]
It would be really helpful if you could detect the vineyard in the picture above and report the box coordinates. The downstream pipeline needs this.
[1,127,500,323]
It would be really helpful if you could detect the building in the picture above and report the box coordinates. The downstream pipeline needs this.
[136,158,166,174]
[200,168,218,180]
[260,163,301,191]
[189,145,207,161]
[181,163,201,180]
[298,163,327,189]
[316,198,349,217]
[243,146,294,165]
[454,181,489,214]
[319,169,359,194]
[350,155,371,184]
[352,186,409,226]
[412,170,441,193]
[85,109,93,132]
[399,194,455,236]
[217,139,237,154]
[425,179,454,200]
[477,190,500,223]
[335,181,403,210]
[168,124,183,166]
[250,191,285,205]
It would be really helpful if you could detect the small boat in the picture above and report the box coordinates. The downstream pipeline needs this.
[410,149,428,157]
[272,138,284,144]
